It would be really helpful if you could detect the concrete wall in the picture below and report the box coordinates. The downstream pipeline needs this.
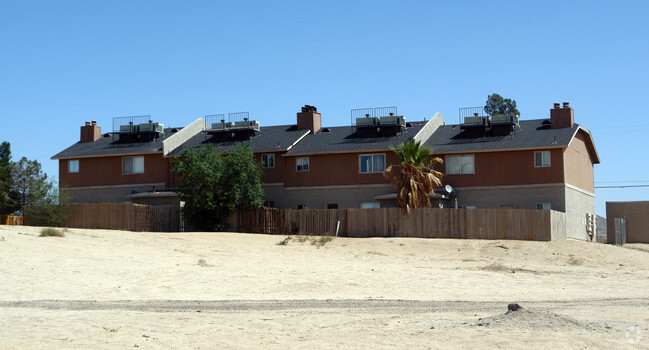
[451,184,566,211]
[606,201,649,243]
[64,183,166,203]
[563,185,595,241]
[263,183,394,209]
[162,118,205,156]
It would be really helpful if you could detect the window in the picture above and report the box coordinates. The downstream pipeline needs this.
[327,203,338,209]
[262,154,275,168]
[263,200,275,208]
[296,157,309,172]
[122,156,144,174]
[536,203,551,210]
[446,155,475,175]
[68,160,79,173]
[534,151,551,167]
[297,204,309,210]
[359,154,386,173]
[360,202,380,209]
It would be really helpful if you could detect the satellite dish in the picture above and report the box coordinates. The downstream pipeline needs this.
[445,185,453,194]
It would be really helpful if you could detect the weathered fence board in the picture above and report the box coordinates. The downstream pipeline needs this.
[58,203,180,232]
[239,207,559,241]
[0,215,23,225]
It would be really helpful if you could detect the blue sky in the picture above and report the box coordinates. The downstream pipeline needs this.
[1,0,648,217]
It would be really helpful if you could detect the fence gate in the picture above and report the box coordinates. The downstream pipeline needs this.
[239,208,289,234]
[614,217,627,245]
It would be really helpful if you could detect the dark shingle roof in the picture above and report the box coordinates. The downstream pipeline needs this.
[424,119,581,153]
[285,122,427,155]
[52,129,177,159]
[169,125,310,156]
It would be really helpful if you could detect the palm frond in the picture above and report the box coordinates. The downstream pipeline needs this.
[383,140,444,214]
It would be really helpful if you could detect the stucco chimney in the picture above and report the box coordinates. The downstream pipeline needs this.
[550,102,574,129]
[297,105,321,134]
[80,121,102,143]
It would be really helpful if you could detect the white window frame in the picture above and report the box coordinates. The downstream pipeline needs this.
[359,153,386,174]
[536,202,551,210]
[122,156,144,174]
[262,154,275,168]
[68,159,79,173]
[296,157,309,172]
[445,155,475,175]
[534,151,551,167]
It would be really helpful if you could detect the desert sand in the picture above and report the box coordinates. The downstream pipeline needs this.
[1,224,648,349]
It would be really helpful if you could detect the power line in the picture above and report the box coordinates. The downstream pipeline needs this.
[595,184,649,189]
[596,180,649,184]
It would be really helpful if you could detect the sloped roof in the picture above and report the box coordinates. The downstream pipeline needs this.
[285,122,427,156]
[52,129,178,159]
[425,119,582,153]
[168,125,310,156]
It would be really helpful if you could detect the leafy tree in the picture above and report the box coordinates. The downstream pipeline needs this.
[0,141,20,214]
[383,141,443,213]
[484,93,519,116]
[171,143,263,231]
[11,157,70,226]
[12,157,50,208]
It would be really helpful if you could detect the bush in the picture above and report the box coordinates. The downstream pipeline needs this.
[40,227,64,237]
[171,143,263,231]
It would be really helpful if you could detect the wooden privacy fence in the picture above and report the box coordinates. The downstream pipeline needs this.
[238,207,566,241]
[238,208,346,235]
[0,215,23,225]
[62,203,180,232]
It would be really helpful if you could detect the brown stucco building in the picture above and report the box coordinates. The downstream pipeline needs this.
[606,201,649,243]
[52,102,599,240]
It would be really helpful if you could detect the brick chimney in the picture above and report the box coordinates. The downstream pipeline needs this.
[297,105,321,134]
[550,102,574,129]
[80,120,101,143]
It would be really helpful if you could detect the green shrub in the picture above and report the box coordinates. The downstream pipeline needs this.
[40,227,64,237]
[312,234,334,248]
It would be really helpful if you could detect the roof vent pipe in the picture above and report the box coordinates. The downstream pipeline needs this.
[554,103,560,109]
[563,102,570,108]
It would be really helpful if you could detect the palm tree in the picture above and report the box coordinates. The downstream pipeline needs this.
[383,140,443,213]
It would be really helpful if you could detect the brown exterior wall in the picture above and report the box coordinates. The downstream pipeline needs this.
[255,151,287,184]
[564,131,595,192]
[59,153,170,188]
[606,201,649,243]
[283,152,400,188]
[436,149,564,188]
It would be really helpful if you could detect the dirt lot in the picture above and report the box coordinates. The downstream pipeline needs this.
[1,225,648,349]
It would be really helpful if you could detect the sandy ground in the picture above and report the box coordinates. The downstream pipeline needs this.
[1,225,648,349]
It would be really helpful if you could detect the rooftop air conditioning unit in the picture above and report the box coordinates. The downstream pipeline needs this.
[211,122,233,130]
[463,116,489,127]
[356,117,378,126]
[491,114,519,125]
[120,124,137,133]
[233,120,260,131]
[139,122,164,133]
[379,116,406,127]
